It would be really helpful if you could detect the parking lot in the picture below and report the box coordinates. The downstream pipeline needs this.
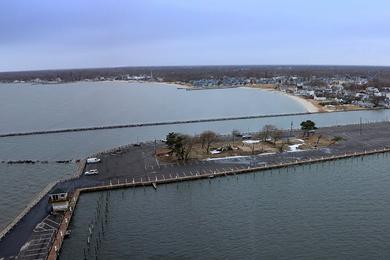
[17,214,62,260]
[79,122,390,185]
[3,121,390,259]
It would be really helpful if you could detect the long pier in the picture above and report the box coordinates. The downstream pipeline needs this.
[0,108,383,138]
[45,146,390,259]
[70,147,390,193]
[47,190,80,260]
[4,121,390,259]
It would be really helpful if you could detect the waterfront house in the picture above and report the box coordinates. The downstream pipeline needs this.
[355,92,369,100]
[314,95,327,101]
[49,188,69,212]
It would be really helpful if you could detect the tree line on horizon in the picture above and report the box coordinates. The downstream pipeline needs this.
[1,65,390,88]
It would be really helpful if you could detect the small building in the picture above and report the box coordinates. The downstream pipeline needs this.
[314,95,327,101]
[49,188,69,212]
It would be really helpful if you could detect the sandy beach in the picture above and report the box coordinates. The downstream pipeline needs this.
[155,81,192,89]
[281,92,321,112]
[127,80,321,112]
[243,86,321,113]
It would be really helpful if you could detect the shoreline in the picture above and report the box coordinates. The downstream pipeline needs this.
[281,92,322,113]
[241,86,321,113]
[155,81,193,89]
[0,79,366,113]
[155,81,322,113]
[157,81,322,113]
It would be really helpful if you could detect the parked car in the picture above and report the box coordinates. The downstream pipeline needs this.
[84,169,98,175]
[86,157,101,164]
[242,134,252,140]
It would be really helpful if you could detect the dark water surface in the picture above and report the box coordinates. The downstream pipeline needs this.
[61,154,390,259]
[0,82,307,232]
[0,163,75,230]
[1,82,390,257]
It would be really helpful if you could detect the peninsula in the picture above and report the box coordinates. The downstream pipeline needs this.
[2,119,390,259]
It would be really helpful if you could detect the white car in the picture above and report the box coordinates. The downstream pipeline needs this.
[86,157,101,164]
[84,169,99,175]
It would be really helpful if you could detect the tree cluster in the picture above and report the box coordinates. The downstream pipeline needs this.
[300,120,317,136]
[165,130,219,161]
[166,132,195,161]
[259,124,283,144]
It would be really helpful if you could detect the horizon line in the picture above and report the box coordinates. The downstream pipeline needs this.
[1,64,390,74]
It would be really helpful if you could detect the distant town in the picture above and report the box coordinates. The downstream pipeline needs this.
[188,75,389,111]
[1,65,390,111]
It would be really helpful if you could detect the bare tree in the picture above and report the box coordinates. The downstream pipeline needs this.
[315,134,322,147]
[277,141,287,153]
[261,124,277,142]
[232,129,240,146]
[271,129,283,145]
[199,131,218,154]
[182,135,196,161]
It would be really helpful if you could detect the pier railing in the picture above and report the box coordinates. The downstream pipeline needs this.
[38,146,390,259]
[47,190,81,260]
[4,144,390,259]
[79,146,390,193]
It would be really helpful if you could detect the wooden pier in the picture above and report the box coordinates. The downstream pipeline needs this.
[2,139,390,260]
[77,146,390,193]
[47,190,81,260]
[45,146,390,259]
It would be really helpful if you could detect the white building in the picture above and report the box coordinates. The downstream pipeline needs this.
[49,188,69,212]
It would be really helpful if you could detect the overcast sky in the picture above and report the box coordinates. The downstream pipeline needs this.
[0,0,389,71]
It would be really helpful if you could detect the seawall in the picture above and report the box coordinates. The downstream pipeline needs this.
[0,108,384,138]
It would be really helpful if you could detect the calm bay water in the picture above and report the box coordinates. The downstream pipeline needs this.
[1,109,389,161]
[61,154,390,259]
[1,81,390,162]
[0,82,308,230]
[0,163,75,230]
[1,82,390,256]
[0,81,307,133]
